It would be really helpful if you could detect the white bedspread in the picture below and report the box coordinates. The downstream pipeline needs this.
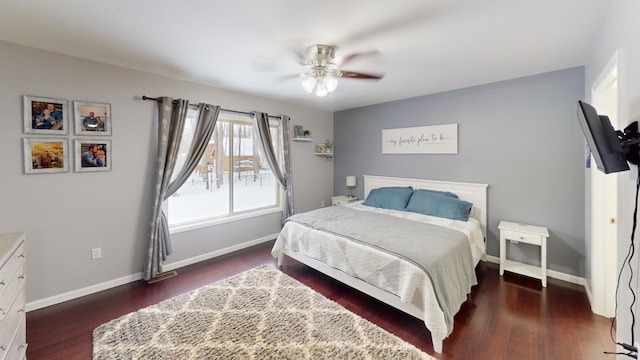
[271,201,485,344]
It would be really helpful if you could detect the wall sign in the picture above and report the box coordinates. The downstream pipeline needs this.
[382,124,458,154]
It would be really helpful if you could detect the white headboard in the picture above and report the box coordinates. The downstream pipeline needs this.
[363,175,489,238]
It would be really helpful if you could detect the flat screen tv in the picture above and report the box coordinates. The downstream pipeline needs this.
[577,100,629,174]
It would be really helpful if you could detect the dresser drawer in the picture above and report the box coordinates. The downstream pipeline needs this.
[0,242,25,299]
[0,263,25,325]
[0,285,25,360]
[502,229,543,245]
[1,316,26,360]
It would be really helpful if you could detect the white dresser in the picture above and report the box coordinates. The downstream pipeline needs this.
[0,232,27,359]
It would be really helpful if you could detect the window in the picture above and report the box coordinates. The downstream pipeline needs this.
[167,111,280,229]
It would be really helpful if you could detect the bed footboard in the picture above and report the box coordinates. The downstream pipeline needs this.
[278,249,445,353]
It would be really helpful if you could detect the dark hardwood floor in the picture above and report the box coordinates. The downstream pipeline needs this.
[27,241,615,359]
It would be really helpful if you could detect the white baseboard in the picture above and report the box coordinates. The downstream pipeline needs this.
[26,272,143,312]
[162,234,277,272]
[26,234,278,312]
[483,254,586,287]
[583,281,594,309]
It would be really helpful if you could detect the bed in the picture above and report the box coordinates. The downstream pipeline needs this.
[272,175,488,353]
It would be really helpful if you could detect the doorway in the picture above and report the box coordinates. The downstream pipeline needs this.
[589,52,619,317]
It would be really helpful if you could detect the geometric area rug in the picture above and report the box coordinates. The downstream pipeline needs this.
[93,265,435,359]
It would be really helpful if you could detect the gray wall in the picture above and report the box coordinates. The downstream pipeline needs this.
[334,67,586,277]
[584,0,640,348]
[0,41,333,309]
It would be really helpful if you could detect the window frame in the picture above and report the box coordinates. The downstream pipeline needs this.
[166,113,282,234]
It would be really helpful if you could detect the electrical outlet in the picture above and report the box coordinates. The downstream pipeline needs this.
[91,247,102,260]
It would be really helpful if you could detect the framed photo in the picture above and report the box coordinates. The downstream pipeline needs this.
[74,101,111,135]
[75,139,111,172]
[23,137,69,174]
[294,125,304,138]
[23,96,69,135]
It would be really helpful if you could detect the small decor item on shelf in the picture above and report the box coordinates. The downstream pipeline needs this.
[324,139,333,154]
[314,140,334,159]
[293,126,313,140]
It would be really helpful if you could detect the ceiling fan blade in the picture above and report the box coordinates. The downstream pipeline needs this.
[340,49,380,67]
[294,48,307,65]
[277,74,301,82]
[339,71,384,80]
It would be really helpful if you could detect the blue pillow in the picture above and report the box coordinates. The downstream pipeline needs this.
[363,186,413,211]
[412,188,458,198]
[406,191,473,221]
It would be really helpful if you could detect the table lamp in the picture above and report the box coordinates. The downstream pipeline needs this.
[346,176,357,198]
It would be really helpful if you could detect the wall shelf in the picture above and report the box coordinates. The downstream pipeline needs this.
[292,137,313,142]
[314,152,333,159]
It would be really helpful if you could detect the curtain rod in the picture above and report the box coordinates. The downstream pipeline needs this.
[142,95,283,120]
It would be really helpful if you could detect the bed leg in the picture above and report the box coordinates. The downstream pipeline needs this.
[433,338,443,354]
[277,253,284,267]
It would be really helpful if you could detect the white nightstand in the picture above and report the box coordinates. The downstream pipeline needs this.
[331,195,358,206]
[499,221,549,287]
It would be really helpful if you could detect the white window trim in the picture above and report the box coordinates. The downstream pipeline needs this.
[166,113,283,233]
[169,207,283,235]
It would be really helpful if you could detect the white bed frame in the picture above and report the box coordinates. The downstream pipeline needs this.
[278,175,489,353]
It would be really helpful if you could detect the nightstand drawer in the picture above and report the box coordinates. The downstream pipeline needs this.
[502,229,542,245]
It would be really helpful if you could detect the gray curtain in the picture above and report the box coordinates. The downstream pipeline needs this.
[145,97,220,281]
[251,112,294,222]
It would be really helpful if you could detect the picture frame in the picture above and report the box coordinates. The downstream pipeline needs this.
[294,125,304,138]
[74,139,112,172]
[23,95,69,135]
[23,137,69,174]
[74,100,112,135]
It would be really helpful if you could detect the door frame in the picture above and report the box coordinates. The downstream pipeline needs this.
[588,50,619,317]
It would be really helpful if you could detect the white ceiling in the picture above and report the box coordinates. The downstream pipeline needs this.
[0,0,611,111]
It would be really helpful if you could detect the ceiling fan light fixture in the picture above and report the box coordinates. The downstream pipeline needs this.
[301,74,336,97]
[315,80,329,97]
[301,76,316,93]
[325,77,338,93]
[294,43,383,97]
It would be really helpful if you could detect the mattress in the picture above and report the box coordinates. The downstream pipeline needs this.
[271,201,485,342]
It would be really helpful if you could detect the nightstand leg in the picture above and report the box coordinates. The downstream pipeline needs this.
[499,233,505,276]
[541,237,547,287]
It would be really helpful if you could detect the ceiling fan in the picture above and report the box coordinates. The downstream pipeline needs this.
[297,44,384,97]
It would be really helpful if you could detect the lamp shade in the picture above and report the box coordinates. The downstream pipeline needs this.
[346,176,357,187]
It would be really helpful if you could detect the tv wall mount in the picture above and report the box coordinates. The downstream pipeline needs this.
[618,121,640,165]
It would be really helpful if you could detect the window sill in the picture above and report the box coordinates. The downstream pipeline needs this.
[169,207,282,235]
